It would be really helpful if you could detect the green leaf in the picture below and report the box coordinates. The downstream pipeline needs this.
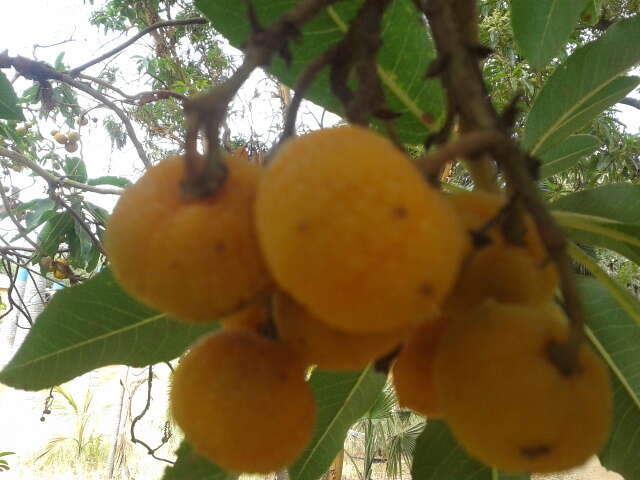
[552,184,640,264]
[63,157,88,183]
[25,199,57,230]
[68,218,93,270]
[195,0,444,144]
[511,0,589,71]
[576,276,640,480]
[538,134,600,178]
[84,201,109,225]
[37,212,74,258]
[522,15,640,155]
[0,72,24,121]
[289,366,386,480]
[0,453,14,458]
[411,420,529,480]
[162,441,235,480]
[0,270,218,390]
[87,176,131,188]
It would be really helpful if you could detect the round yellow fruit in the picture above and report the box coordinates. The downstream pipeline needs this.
[105,154,271,323]
[392,320,447,418]
[435,300,611,473]
[256,126,467,333]
[170,330,316,473]
[68,132,80,142]
[445,191,557,314]
[54,133,68,144]
[274,291,405,371]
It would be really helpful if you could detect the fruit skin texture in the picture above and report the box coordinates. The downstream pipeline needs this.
[105,154,271,323]
[65,141,79,153]
[274,291,405,371]
[68,131,80,142]
[256,126,467,333]
[445,191,557,314]
[170,330,316,473]
[392,320,447,418]
[220,299,268,333]
[435,300,611,473]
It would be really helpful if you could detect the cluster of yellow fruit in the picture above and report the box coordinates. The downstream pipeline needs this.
[51,130,80,153]
[105,125,611,475]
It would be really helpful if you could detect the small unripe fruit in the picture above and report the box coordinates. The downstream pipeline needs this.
[274,291,405,371]
[54,133,68,145]
[436,300,611,473]
[65,141,78,153]
[105,154,271,323]
[68,132,80,142]
[170,330,316,473]
[15,126,27,136]
[79,116,88,126]
[257,126,467,333]
[50,129,59,136]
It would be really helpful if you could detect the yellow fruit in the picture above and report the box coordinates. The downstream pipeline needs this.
[256,126,467,333]
[445,191,557,314]
[392,320,447,418]
[274,291,405,371]
[105,154,271,323]
[68,132,80,142]
[219,299,269,333]
[54,133,68,144]
[170,330,316,473]
[65,141,78,153]
[435,300,611,473]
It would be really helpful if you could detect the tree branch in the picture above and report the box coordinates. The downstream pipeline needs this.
[0,147,123,195]
[68,18,208,76]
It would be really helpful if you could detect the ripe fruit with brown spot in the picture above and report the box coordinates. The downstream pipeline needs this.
[65,142,78,153]
[445,191,557,314]
[256,126,467,333]
[105,154,271,323]
[54,133,68,145]
[392,319,447,418]
[435,300,611,473]
[170,330,316,473]
[274,291,405,371]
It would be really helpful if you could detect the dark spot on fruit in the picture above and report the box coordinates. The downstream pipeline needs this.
[419,283,434,296]
[297,222,309,233]
[392,206,408,219]
[520,444,552,459]
[214,242,227,253]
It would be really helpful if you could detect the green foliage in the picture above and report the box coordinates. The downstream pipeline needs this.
[289,367,387,480]
[0,72,24,121]
[196,0,445,144]
[522,16,640,155]
[163,442,236,480]
[511,0,590,71]
[0,452,15,473]
[539,134,601,178]
[0,270,218,390]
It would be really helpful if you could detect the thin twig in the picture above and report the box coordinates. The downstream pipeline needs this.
[0,180,39,250]
[130,366,175,465]
[68,18,208,76]
[0,147,123,195]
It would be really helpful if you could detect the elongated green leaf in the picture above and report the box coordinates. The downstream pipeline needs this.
[37,212,74,258]
[87,175,131,187]
[25,199,56,230]
[411,420,528,480]
[196,0,443,144]
[511,0,589,71]
[162,442,235,480]
[0,72,24,121]
[289,367,386,480]
[539,134,600,178]
[522,15,640,155]
[63,157,88,183]
[552,184,640,264]
[0,270,217,390]
[577,277,640,480]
